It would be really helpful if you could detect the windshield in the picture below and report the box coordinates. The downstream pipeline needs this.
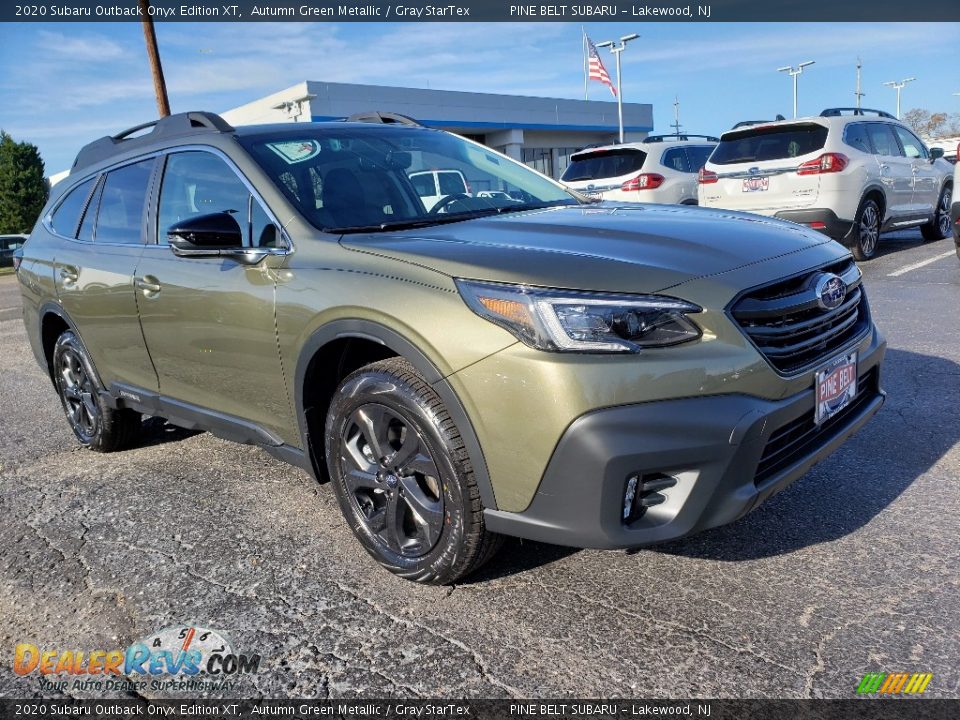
[560,148,647,182]
[710,124,828,165]
[238,126,580,232]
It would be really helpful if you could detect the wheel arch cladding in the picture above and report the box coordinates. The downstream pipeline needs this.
[295,319,499,511]
[39,305,73,382]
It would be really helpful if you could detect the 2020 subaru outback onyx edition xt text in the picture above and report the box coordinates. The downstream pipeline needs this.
[18,112,886,583]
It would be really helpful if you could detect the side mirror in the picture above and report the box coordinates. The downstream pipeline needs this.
[167,212,243,256]
[929,147,944,161]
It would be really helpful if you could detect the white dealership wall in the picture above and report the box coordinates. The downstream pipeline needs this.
[222,81,654,178]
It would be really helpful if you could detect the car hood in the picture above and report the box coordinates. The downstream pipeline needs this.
[339,203,836,294]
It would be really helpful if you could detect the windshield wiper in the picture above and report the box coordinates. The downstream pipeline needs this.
[325,214,481,234]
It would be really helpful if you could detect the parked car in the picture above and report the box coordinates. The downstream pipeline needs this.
[407,168,471,211]
[18,111,886,584]
[952,147,960,258]
[0,234,27,267]
[560,135,717,205]
[699,108,954,261]
[475,190,519,202]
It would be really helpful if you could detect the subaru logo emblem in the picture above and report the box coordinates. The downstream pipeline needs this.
[587,184,595,190]
[815,273,846,311]
[748,167,760,175]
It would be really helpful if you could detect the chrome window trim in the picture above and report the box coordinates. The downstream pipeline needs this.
[156,144,294,257]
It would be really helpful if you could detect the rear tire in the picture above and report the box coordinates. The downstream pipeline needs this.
[920,184,952,242]
[324,357,502,584]
[52,332,141,452]
[850,197,881,261]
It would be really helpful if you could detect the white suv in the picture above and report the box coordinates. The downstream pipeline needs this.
[560,135,717,205]
[698,108,954,260]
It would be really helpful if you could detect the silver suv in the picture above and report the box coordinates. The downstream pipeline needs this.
[561,135,717,205]
[699,108,954,260]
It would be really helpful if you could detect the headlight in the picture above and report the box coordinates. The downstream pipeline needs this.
[456,279,702,353]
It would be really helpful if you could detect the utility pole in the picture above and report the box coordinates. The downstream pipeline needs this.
[854,58,865,110]
[138,0,170,117]
[777,61,815,119]
[671,96,682,135]
[596,34,639,143]
[883,77,915,120]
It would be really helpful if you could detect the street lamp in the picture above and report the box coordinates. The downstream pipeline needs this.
[883,77,916,119]
[596,33,640,143]
[777,61,816,119]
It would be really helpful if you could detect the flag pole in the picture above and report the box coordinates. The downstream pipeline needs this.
[582,28,589,100]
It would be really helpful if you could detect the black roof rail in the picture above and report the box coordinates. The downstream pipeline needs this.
[643,133,719,143]
[345,111,422,127]
[71,111,234,175]
[820,107,896,119]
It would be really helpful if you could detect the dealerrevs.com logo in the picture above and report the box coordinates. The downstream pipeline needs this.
[14,625,261,693]
[856,672,933,695]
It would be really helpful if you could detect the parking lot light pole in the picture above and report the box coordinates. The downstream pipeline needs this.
[883,77,916,120]
[777,61,816,119]
[596,34,640,143]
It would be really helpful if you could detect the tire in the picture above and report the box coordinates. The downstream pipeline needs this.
[850,197,881,261]
[324,357,502,584]
[52,331,141,452]
[920,184,952,242]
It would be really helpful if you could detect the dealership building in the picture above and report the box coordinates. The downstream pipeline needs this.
[222,81,654,179]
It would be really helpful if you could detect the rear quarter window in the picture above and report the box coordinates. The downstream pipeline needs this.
[711,124,828,165]
[49,177,95,238]
[843,123,873,153]
[561,149,647,181]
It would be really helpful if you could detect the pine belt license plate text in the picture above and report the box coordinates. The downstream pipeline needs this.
[742,177,769,192]
[815,352,858,425]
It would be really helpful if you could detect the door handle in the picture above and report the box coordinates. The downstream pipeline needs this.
[135,276,162,294]
[879,163,890,170]
[59,266,79,283]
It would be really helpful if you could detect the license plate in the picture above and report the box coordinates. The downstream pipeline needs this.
[815,352,858,425]
[742,177,769,192]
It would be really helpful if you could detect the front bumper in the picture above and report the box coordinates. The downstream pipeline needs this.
[774,208,854,242]
[483,327,886,549]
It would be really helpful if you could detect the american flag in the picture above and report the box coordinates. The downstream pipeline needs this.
[586,35,617,97]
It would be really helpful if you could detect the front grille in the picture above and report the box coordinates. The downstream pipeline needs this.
[755,367,878,485]
[730,258,870,374]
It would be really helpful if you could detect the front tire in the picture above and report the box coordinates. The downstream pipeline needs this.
[324,357,502,584]
[921,184,952,242]
[850,197,881,261]
[52,331,141,451]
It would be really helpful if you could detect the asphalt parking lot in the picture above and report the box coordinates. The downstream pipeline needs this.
[0,232,958,700]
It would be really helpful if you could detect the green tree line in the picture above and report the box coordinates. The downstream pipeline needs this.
[0,131,48,235]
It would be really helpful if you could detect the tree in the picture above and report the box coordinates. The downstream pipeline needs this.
[0,131,48,234]
[901,108,960,139]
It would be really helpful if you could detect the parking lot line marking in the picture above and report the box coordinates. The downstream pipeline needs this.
[887,250,956,277]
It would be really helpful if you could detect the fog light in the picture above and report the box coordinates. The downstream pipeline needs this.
[623,475,639,521]
[622,473,678,525]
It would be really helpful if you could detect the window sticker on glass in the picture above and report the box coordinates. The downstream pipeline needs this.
[266,140,322,164]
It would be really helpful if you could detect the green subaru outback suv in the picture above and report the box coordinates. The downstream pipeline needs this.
[17,112,886,583]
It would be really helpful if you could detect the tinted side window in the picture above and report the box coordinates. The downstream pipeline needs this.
[438,172,466,195]
[410,174,436,197]
[683,146,715,173]
[844,123,873,153]
[661,148,689,172]
[77,178,103,242]
[49,178,95,238]
[893,126,927,159]
[866,124,901,157]
[158,152,250,245]
[95,160,154,244]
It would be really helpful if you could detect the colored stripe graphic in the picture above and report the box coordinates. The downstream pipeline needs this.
[857,672,932,695]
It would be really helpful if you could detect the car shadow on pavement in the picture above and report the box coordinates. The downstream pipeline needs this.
[462,538,581,584]
[653,347,960,562]
[138,416,202,447]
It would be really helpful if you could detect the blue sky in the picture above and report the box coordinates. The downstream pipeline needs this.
[1,21,958,173]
